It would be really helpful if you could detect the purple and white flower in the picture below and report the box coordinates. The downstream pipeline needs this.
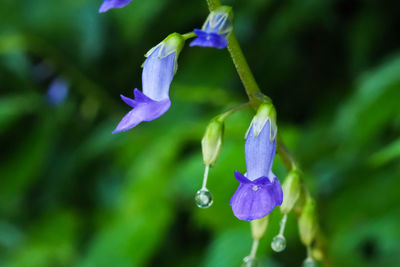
[113,33,184,133]
[99,0,132,13]
[230,105,282,221]
[190,6,233,49]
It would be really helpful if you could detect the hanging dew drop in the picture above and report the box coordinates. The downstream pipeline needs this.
[242,256,258,267]
[302,258,317,267]
[271,235,286,252]
[195,189,213,208]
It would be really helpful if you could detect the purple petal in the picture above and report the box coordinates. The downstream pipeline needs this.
[230,177,283,221]
[234,171,271,185]
[234,171,250,184]
[189,29,228,49]
[112,90,171,133]
[120,94,137,108]
[245,121,276,181]
[142,46,176,101]
[99,0,132,13]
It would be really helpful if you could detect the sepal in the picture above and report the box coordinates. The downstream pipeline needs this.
[202,117,224,167]
[246,103,277,141]
[280,169,301,214]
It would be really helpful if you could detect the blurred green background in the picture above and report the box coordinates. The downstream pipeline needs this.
[1,0,400,266]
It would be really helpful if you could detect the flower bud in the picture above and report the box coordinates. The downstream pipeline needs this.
[246,103,277,141]
[298,196,318,246]
[280,169,301,214]
[202,117,224,167]
[251,216,269,240]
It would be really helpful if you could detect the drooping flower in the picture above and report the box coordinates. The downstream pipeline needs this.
[112,33,184,133]
[98,0,132,13]
[230,104,283,221]
[190,6,233,49]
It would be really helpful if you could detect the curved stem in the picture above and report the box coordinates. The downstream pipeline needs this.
[206,0,262,107]
[182,32,197,40]
[217,102,250,121]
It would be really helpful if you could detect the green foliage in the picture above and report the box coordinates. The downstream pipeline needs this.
[1,0,399,266]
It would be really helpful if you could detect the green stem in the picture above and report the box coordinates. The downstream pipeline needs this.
[182,32,197,40]
[217,102,250,121]
[206,0,221,11]
[206,0,262,107]
[277,138,298,171]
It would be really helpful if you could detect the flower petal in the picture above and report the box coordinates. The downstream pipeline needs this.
[120,94,137,108]
[230,178,283,221]
[142,46,175,101]
[190,29,228,49]
[112,93,170,133]
[234,171,251,184]
[245,121,276,181]
[99,0,132,13]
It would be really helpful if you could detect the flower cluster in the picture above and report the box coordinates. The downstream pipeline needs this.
[102,1,282,222]
[99,3,322,265]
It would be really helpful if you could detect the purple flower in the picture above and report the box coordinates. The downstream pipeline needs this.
[230,118,283,221]
[99,0,132,13]
[190,6,233,49]
[47,78,69,106]
[113,33,184,133]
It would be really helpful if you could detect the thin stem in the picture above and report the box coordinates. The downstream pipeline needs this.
[226,34,261,104]
[249,239,259,258]
[218,102,250,121]
[206,0,221,11]
[306,245,313,259]
[279,214,288,236]
[182,32,196,40]
[205,0,262,107]
[201,165,210,189]
[277,138,298,171]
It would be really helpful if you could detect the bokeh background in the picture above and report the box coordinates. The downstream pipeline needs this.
[1,0,400,266]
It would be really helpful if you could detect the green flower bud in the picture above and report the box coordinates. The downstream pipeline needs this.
[202,117,224,167]
[246,103,277,141]
[298,196,318,246]
[251,216,269,240]
[280,169,301,214]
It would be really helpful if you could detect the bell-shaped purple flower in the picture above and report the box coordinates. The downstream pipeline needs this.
[230,109,283,221]
[113,33,184,133]
[99,0,132,13]
[190,6,233,49]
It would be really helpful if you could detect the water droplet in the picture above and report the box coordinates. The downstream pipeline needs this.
[195,189,213,208]
[242,256,258,267]
[302,258,317,267]
[271,235,286,252]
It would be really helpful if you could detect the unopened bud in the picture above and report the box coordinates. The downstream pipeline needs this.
[251,216,269,240]
[247,103,277,140]
[280,169,301,214]
[202,117,224,167]
[298,196,318,246]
